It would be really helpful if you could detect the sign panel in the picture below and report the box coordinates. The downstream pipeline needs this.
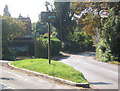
[41,12,56,22]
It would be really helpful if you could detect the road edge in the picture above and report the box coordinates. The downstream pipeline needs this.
[7,62,90,88]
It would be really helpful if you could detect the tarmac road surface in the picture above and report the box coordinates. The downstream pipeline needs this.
[60,52,119,89]
[0,61,83,89]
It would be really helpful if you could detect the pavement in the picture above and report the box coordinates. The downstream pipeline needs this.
[59,52,119,89]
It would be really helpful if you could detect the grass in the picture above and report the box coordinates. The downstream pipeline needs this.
[108,61,120,65]
[44,37,60,41]
[11,58,88,83]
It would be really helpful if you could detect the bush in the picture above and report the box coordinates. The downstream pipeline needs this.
[35,36,61,58]
[2,16,26,60]
[96,11,120,62]
[35,37,48,58]
[62,41,81,53]
[96,36,119,62]
[51,39,61,56]
[62,32,94,53]
[2,47,17,61]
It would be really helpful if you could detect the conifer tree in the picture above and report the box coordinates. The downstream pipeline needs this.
[3,4,11,17]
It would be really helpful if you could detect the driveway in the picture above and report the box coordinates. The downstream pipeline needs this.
[60,52,119,89]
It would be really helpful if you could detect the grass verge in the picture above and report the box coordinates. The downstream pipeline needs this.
[11,58,88,83]
[108,61,120,65]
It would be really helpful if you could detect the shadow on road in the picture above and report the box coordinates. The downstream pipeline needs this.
[53,52,96,61]
[52,55,70,61]
[0,77,14,80]
[90,82,112,85]
[76,52,96,57]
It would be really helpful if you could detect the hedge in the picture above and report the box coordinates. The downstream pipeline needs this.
[35,37,61,58]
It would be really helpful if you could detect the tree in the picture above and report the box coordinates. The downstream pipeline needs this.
[2,16,26,60]
[3,4,11,17]
[71,2,120,62]
[71,2,120,44]
[71,2,110,43]
[32,21,48,35]
[96,8,120,62]
[53,2,76,41]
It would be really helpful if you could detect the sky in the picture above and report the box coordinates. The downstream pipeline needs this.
[0,0,117,23]
[0,0,54,23]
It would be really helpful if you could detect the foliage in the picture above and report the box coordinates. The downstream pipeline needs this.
[35,36,61,58]
[62,30,94,53]
[3,4,11,17]
[35,37,48,58]
[45,1,54,12]
[96,8,120,62]
[32,21,48,35]
[53,2,76,41]
[51,38,62,56]
[2,47,17,60]
[108,61,120,65]
[96,38,115,62]
[11,58,88,83]
[71,2,119,44]
[2,16,26,60]
[71,2,120,62]
[71,2,104,36]
[2,16,26,41]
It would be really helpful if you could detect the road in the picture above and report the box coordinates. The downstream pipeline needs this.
[0,53,119,90]
[60,52,119,89]
[0,61,82,89]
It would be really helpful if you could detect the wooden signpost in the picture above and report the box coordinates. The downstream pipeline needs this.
[41,12,56,64]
